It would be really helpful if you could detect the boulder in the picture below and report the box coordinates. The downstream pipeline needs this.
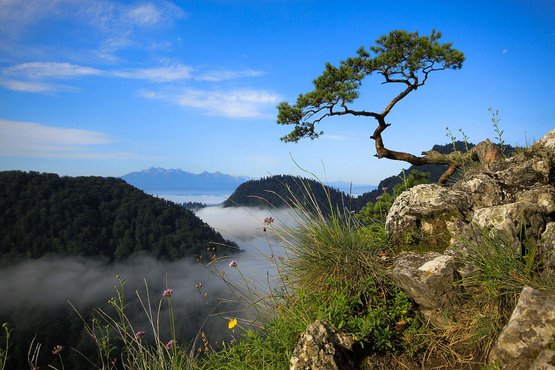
[389,252,460,326]
[489,286,555,369]
[385,184,472,248]
[290,320,357,370]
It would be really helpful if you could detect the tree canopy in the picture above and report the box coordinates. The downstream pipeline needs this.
[277,30,469,183]
[0,171,237,262]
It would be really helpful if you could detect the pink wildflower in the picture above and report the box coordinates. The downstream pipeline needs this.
[162,288,173,297]
[166,339,175,349]
[135,330,145,340]
[228,260,237,268]
[52,345,64,355]
[263,217,275,225]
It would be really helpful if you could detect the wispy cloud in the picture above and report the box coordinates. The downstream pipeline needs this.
[112,65,192,82]
[0,62,262,92]
[0,1,186,60]
[196,69,265,82]
[0,118,118,158]
[0,79,76,93]
[2,62,103,79]
[140,88,282,119]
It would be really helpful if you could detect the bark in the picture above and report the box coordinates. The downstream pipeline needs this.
[371,115,476,185]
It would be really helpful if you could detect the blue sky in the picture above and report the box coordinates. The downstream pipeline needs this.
[0,0,553,184]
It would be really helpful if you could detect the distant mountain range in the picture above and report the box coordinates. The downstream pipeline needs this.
[121,167,251,193]
[122,167,376,196]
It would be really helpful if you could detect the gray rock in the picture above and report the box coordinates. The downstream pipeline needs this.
[389,252,460,326]
[290,320,356,370]
[455,172,506,209]
[533,128,555,151]
[529,348,555,370]
[471,201,545,248]
[540,222,555,271]
[489,286,555,369]
[385,184,472,248]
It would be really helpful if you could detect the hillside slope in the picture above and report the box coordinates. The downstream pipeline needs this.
[0,171,237,261]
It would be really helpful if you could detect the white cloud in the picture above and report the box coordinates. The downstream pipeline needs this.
[0,1,186,58]
[112,65,192,82]
[2,62,103,79]
[0,79,76,93]
[140,88,282,118]
[0,118,114,158]
[196,69,265,82]
[0,62,266,91]
[124,3,164,27]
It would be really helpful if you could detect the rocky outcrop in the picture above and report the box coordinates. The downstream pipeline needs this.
[381,129,555,369]
[290,320,357,370]
[488,286,555,369]
[290,130,555,369]
[385,128,555,252]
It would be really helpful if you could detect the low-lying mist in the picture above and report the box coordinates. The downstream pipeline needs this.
[0,205,299,365]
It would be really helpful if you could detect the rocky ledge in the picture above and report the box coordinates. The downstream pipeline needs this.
[290,129,555,369]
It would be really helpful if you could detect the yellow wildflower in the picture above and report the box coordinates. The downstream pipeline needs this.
[228,318,238,331]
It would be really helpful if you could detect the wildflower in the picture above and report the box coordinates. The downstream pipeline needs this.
[52,345,64,355]
[228,260,237,268]
[228,318,238,331]
[376,195,382,201]
[166,339,175,349]
[135,330,145,340]
[263,216,275,225]
[162,288,173,297]
[381,186,388,192]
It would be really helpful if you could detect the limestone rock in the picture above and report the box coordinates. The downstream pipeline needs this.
[472,201,545,248]
[385,184,471,248]
[540,222,555,271]
[455,172,506,209]
[489,286,555,369]
[290,320,356,370]
[389,252,460,326]
[533,128,555,151]
[529,348,555,370]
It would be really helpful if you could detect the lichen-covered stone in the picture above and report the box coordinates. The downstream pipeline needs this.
[455,172,506,209]
[290,320,356,370]
[489,286,555,369]
[472,201,545,248]
[385,184,471,248]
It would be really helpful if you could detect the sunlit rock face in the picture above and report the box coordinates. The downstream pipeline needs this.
[386,128,555,252]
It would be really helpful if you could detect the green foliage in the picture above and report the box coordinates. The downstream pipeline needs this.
[489,108,505,155]
[277,29,464,142]
[223,174,350,212]
[201,180,420,368]
[0,171,237,262]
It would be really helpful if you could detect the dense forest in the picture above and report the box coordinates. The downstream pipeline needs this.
[0,171,237,262]
[223,174,355,212]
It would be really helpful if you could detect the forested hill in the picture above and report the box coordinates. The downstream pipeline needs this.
[0,171,237,262]
[223,175,354,211]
